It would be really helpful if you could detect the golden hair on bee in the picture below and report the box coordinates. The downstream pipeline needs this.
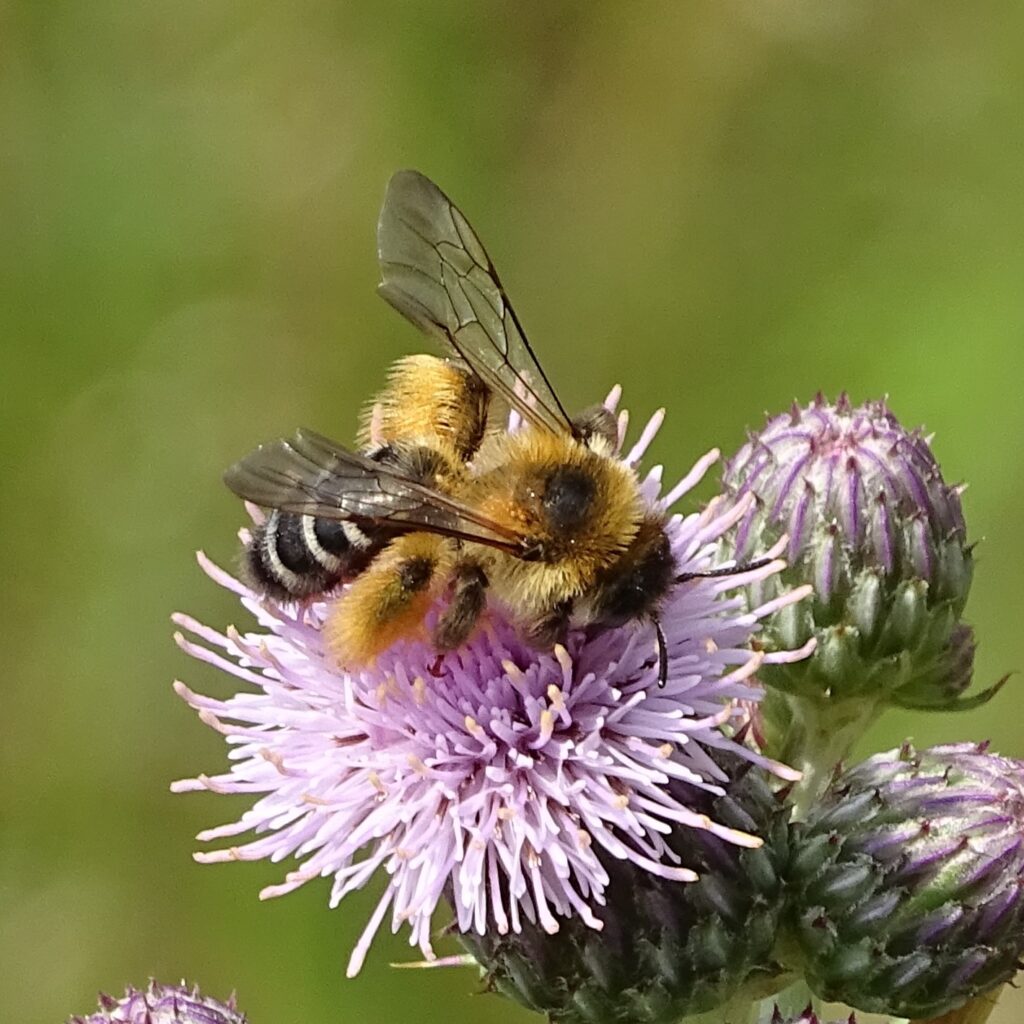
[358,354,489,463]
[466,427,645,617]
[326,532,455,667]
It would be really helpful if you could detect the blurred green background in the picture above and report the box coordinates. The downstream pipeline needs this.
[3,2,1023,1021]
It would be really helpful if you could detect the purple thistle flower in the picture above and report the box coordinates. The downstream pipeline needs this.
[173,396,812,976]
[720,393,986,712]
[725,393,967,587]
[786,742,1024,1019]
[69,981,246,1024]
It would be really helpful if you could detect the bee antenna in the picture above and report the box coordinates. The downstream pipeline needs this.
[653,618,669,688]
[675,557,771,585]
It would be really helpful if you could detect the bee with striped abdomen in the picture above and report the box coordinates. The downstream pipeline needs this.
[240,351,488,604]
[226,171,760,683]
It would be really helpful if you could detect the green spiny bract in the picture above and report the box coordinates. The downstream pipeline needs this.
[460,754,792,1024]
[784,743,1024,1019]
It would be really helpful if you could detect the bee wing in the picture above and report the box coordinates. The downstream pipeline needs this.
[223,428,527,554]
[377,169,575,437]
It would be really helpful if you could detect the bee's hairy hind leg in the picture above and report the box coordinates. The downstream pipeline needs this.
[433,561,489,651]
[326,534,451,666]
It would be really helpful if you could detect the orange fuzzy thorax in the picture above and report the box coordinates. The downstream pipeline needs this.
[467,428,645,616]
[359,354,488,461]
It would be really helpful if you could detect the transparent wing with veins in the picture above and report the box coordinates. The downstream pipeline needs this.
[223,428,527,554]
[377,169,575,437]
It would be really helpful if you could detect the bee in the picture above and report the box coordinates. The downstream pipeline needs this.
[225,170,761,684]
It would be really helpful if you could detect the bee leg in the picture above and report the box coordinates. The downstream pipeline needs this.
[325,534,451,666]
[433,562,489,651]
[525,599,574,648]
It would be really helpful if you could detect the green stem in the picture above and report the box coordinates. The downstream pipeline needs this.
[770,692,882,820]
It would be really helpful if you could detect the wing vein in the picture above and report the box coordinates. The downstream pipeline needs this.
[377,169,575,436]
[224,429,528,556]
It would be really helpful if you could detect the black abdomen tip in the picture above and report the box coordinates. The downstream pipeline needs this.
[239,511,384,602]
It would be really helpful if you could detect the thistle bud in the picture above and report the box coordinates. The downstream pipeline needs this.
[461,756,792,1024]
[785,743,1024,1019]
[69,981,246,1024]
[721,395,981,712]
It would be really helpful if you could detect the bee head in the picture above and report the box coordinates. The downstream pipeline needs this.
[586,516,676,629]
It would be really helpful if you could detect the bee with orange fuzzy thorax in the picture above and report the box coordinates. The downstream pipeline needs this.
[225,171,760,683]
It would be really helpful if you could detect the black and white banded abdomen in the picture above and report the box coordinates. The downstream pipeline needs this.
[243,511,382,602]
